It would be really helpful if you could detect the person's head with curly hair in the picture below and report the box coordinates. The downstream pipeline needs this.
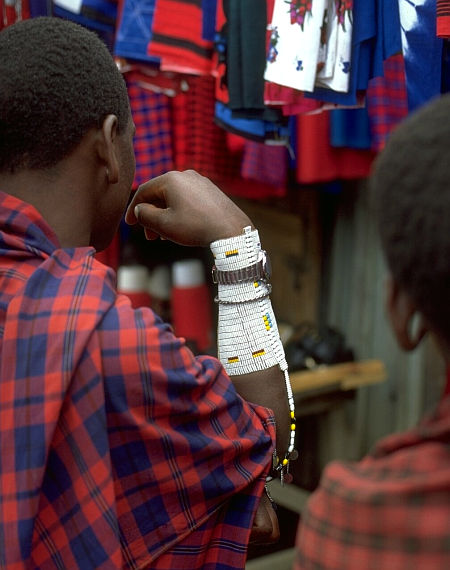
[371,94,450,359]
[0,17,130,172]
[0,17,136,251]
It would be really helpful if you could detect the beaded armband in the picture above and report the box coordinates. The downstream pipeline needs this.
[210,226,297,483]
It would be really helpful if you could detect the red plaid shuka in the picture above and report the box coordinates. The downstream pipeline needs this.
[294,377,450,570]
[0,192,276,569]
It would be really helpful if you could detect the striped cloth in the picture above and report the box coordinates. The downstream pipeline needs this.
[0,191,275,568]
[147,0,214,75]
[437,0,450,37]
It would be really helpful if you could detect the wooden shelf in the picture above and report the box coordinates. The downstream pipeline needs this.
[290,359,386,395]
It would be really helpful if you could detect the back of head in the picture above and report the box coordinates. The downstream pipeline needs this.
[371,94,450,345]
[0,17,129,173]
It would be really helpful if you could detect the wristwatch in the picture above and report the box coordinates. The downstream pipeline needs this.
[212,250,272,285]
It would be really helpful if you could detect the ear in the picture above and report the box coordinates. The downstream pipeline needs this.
[97,114,120,184]
[386,275,428,351]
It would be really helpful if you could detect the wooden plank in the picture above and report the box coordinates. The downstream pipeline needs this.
[290,359,386,394]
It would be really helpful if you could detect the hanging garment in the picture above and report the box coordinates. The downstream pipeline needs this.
[315,0,353,93]
[52,0,117,50]
[171,76,242,181]
[399,0,443,111]
[147,0,214,75]
[201,0,217,41]
[366,52,409,151]
[306,0,402,106]
[437,0,450,38]
[126,74,174,188]
[114,0,160,64]
[329,107,372,149]
[223,0,267,112]
[264,0,328,93]
[295,111,375,184]
[241,140,288,191]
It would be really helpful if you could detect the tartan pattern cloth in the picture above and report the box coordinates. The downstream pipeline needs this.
[294,388,450,570]
[366,53,409,152]
[0,191,276,568]
[437,0,450,38]
[126,74,173,188]
[171,75,243,183]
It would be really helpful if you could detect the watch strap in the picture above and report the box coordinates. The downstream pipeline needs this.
[212,258,265,284]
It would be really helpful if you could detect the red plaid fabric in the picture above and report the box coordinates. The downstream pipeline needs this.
[147,0,214,75]
[366,53,409,152]
[171,75,243,183]
[0,191,276,568]
[437,0,450,38]
[126,73,174,188]
[294,385,450,570]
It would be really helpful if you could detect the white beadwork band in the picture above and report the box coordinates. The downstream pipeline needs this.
[210,226,297,480]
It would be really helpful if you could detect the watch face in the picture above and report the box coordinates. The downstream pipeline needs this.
[264,251,272,280]
[259,250,272,280]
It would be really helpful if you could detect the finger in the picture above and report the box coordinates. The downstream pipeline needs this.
[133,202,170,238]
[125,176,168,225]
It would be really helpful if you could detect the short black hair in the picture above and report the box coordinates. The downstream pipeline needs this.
[371,94,450,343]
[0,17,130,173]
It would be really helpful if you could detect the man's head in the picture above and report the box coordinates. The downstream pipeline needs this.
[0,17,130,173]
[371,94,450,355]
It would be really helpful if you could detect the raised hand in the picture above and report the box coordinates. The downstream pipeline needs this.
[125,170,253,246]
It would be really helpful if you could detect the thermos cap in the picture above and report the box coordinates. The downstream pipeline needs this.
[148,265,171,300]
[117,264,150,292]
[172,259,204,288]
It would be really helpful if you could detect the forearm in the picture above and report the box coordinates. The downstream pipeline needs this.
[211,226,296,479]
[231,367,291,463]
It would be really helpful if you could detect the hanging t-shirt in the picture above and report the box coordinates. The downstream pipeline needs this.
[264,0,328,93]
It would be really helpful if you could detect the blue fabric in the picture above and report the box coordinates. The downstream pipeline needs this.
[202,0,218,41]
[400,0,443,111]
[307,0,402,106]
[214,102,290,143]
[28,0,49,17]
[114,0,160,64]
[330,108,372,149]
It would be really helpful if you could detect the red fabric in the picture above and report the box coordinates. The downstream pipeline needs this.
[295,392,450,569]
[0,191,275,568]
[147,0,214,75]
[437,0,450,38]
[171,75,243,182]
[295,111,376,184]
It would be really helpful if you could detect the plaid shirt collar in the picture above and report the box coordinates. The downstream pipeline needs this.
[0,191,62,259]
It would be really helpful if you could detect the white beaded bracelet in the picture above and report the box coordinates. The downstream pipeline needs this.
[210,226,297,483]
